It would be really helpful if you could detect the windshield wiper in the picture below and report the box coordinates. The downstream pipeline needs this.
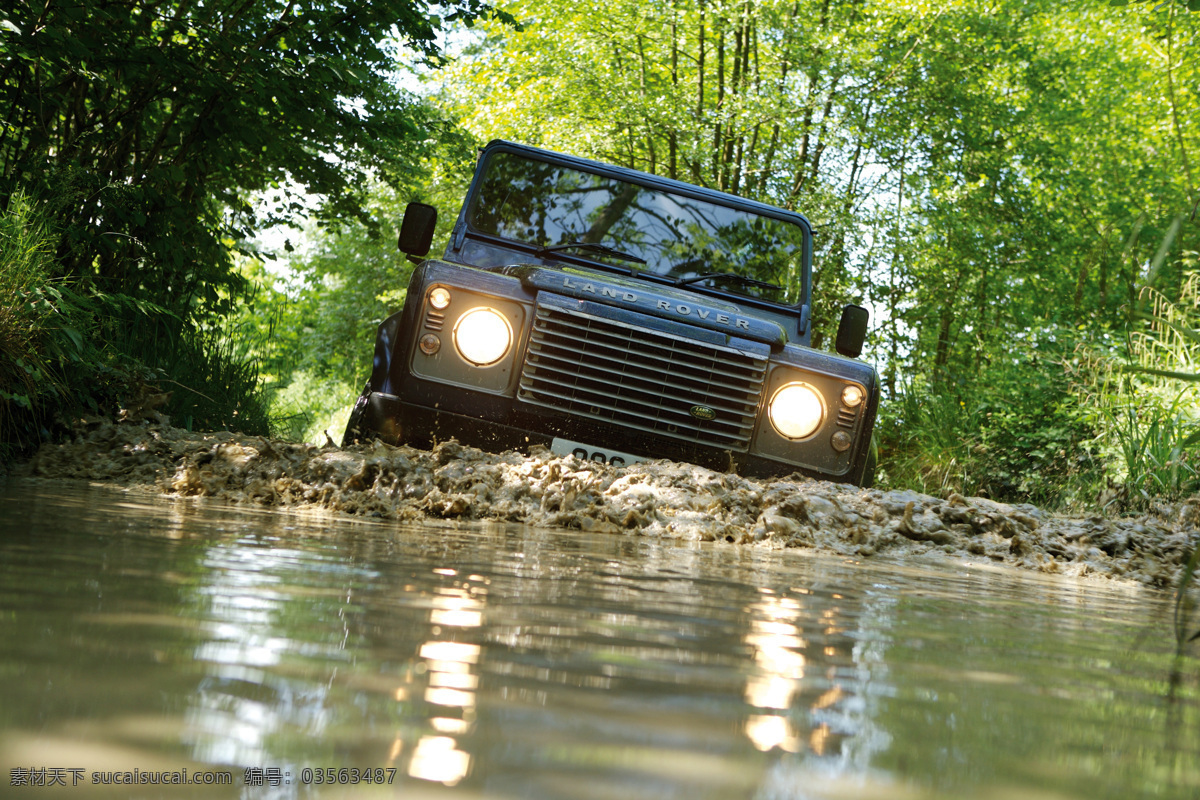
[536,241,647,265]
[673,272,781,292]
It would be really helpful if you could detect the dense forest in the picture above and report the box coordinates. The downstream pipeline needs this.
[1,0,1197,511]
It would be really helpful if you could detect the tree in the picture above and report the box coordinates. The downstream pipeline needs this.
[0,0,509,435]
[231,130,479,442]
[431,0,906,345]
[0,0,507,324]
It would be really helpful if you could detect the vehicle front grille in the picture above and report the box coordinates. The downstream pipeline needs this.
[518,300,768,451]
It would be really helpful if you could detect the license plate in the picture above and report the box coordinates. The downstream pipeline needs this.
[550,438,646,468]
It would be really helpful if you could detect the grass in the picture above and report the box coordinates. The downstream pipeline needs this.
[0,192,85,456]
[879,267,1199,518]
[264,369,355,445]
[0,192,271,465]
[104,315,271,435]
[876,348,1105,511]
[1083,277,1200,509]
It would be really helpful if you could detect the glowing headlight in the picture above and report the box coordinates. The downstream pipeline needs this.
[768,382,825,440]
[453,307,512,366]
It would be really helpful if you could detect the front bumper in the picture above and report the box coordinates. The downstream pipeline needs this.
[360,389,871,482]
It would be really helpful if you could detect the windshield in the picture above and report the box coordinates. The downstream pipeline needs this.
[467,151,808,303]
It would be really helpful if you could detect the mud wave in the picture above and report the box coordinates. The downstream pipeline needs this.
[21,420,1200,588]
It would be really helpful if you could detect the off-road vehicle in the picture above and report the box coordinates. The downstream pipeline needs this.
[345,140,878,484]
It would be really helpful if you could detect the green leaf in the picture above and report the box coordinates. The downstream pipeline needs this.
[1118,365,1200,382]
[60,325,85,355]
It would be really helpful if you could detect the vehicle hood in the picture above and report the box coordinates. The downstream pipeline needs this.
[500,264,788,349]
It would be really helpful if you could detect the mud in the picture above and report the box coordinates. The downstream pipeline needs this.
[20,419,1200,589]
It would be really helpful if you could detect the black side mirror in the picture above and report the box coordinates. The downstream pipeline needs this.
[835,304,869,358]
[398,202,437,259]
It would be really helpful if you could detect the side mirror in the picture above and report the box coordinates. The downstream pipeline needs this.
[398,202,437,259]
[835,304,869,358]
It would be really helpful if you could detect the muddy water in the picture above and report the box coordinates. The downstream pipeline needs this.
[24,422,1200,588]
[0,480,1197,799]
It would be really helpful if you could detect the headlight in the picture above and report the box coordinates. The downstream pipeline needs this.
[453,307,512,366]
[768,382,825,440]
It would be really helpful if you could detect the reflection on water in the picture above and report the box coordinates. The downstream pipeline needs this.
[744,594,808,752]
[0,480,1196,799]
[413,637,478,785]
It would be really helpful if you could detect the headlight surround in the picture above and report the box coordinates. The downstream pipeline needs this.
[453,307,513,366]
[768,382,825,440]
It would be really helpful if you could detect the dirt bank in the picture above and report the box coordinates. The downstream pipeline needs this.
[19,419,1200,589]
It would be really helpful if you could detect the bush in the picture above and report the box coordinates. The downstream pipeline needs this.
[1075,276,1200,509]
[0,193,271,465]
[266,370,357,445]
[877,337,1105,509]
[0,193,92,457]
[102,310,270,436]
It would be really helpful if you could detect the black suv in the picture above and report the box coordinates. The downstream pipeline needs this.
[345,140,878,484]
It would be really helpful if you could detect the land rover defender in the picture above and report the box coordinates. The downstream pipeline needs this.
[345,140,878,484]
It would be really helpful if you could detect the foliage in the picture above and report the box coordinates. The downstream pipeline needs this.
[233,138,477,443]
[430,0,893,346]
[0,192,85,454]
[881,270,1200,511]
[400,0,1200,507]
[1074,275,1200,508]
[876,337,1104,508]
[61,0,1190,513]
[109,315,271,435]
[1129,271,1200,383]
[430,0,1197,352]
[0,191,270,462]
[267,370,356,445]
[0,0,506,441]
[0,0,481,309]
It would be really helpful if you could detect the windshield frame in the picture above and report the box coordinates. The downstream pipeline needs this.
[448,140,813,313]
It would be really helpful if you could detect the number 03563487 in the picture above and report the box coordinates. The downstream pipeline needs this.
[299,768,396,785]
